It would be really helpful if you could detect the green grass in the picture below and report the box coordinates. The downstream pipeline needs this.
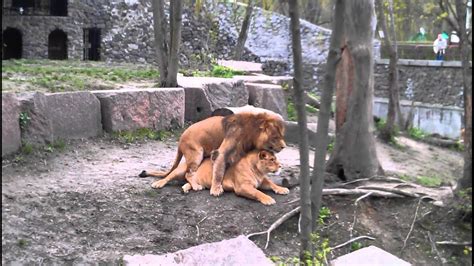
[408,126,428,140]
[190,64,244,78]
[113,128,173,143]
[287,101,297,121]
[2,59,159,92]
[415,175,443,187]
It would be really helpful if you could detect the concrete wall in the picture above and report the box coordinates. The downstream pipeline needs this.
[373,97,463,139]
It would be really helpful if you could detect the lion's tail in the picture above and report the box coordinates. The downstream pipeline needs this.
[139,149,183,178]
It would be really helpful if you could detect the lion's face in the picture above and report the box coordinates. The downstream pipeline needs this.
[256,119,286,153]
[257,150,281,174]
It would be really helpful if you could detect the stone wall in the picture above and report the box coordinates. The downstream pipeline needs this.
[374,59,470,107]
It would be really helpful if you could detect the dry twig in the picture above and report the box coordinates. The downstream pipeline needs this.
[436,241,472,246]
[427,231,447,265]
[355,185,430,198]
[401,196,431,252]
[247,206,301,249]
[330,235,376,250]
[195,216,208,238]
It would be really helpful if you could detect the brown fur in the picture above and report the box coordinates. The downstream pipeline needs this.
[140,112,286,194]
[210,112,286,196]
[148,150,289,205]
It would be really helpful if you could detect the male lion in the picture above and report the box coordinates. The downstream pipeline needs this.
[139,112,286,193]
[147,150,289,205]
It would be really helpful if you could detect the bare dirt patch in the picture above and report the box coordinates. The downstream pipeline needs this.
[2,134,470,265]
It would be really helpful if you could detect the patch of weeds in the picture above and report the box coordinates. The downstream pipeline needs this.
[415,175,443,187]
[350,241,364,251]
[327,139,334,153]
[113,128,172,143]
[13,155,24,163]
[408,126,427,140]
[310,233,331,265]
[21,143,34,155]
[287,101,297,121]
[19,112,31,130]
[375,117,386,131]
[318,206,331,225]
[455,187,472,221]
[17,239,28,248]
[454,140,465,152]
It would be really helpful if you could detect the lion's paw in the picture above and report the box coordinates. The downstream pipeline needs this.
[210,185,224,197]
[260,196,276,205]
[151,180,166,189]
[274,187,290,195]
[191,183,204,191]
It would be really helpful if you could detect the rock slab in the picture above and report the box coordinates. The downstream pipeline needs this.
[92,88,184,132]
[123,235,273,266]
[17,92,54,145]
[330,245,411,266]
[246,82,288,119]
[2,93,21,157]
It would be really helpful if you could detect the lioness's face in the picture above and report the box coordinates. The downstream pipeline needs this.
[257,150,281,174]
[257,120,286,153]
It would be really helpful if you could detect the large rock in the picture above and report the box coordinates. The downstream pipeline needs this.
[178,77,249,122]
[246,82,288,119]
[123,235,273,266]
[17,92,54,145]
[92,88,184,132]
[2,93,21,157]
[330,245,411,266]
[46,92,102,140]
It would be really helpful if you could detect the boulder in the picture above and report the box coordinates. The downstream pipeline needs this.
[92,88,184,132]
[45,92,102,140]
[178,77,249,122]
[123,235,273,266]
[2,93,21,157]
[17,92,54,145]
[330,246,411,266]
[246,82,288,119]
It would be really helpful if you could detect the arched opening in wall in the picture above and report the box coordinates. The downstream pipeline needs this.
[48,29,68,60]
[2,28,23,60]
[49,0,68,16]
[83,28,101,61]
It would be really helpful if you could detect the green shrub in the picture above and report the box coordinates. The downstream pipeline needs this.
[408,127,427,140]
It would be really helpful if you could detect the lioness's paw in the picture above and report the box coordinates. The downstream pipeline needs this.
[260,196,276,205]
[274,186,290,195]
[191,183,204,191]
[151,180,166,189]
[210,185,224,197]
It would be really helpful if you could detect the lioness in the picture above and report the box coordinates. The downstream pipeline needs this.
[147,150,289,205]
[139,112,286,194]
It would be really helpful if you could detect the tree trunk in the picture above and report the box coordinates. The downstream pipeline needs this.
[166,0,183,87]
[288,0,312,260]
[233,0,254,60]
[455,0,472,190]
[334,40,353,132]
[375,0,402,142]
[151,0,169,86]
[310,0,345,231]
[326,0,384,181]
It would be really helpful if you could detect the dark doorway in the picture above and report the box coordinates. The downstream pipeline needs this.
[83,28,101,61]
[48,29,68,60]
[49,0,68,16]
[2,28,23,59]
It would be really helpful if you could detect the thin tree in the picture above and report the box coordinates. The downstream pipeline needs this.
[288,0,312,260]
[310,0,345,231]
[326,0,384,181]
[375,0,404,142]
[233,0,254,60]
[151,0,183,87]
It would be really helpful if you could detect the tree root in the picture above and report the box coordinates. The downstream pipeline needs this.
[330,235,376,250]
[401,196,432,252]
[247,206,301,249]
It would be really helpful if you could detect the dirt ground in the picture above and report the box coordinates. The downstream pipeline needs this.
[1,132,471,265]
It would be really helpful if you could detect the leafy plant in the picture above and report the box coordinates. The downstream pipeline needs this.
[19,112,31,130]
[408,126,427,140]
[287,101,297,121]
[350,241,364,251]
[21,143,34,155]
[318,206,331,225]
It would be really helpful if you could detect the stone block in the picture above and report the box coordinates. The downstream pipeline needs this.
[92,88,184,132]
[246,82,288,119]
[17,92,54,145]
[330,245,411,266]
[123,235,273,266]
[2,93,21,157]
[178,77,249,122]
[45,92,102,140]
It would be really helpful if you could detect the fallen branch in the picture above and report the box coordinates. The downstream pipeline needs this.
[195,216,208,238]
[338,176,415,187]
[330,235,376,250]
[355,185,430,199]
[247,206,301,249]
[323,188,403,198]
[436,241,472,246]
[427,231,447,265]
[401,196,431,252]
